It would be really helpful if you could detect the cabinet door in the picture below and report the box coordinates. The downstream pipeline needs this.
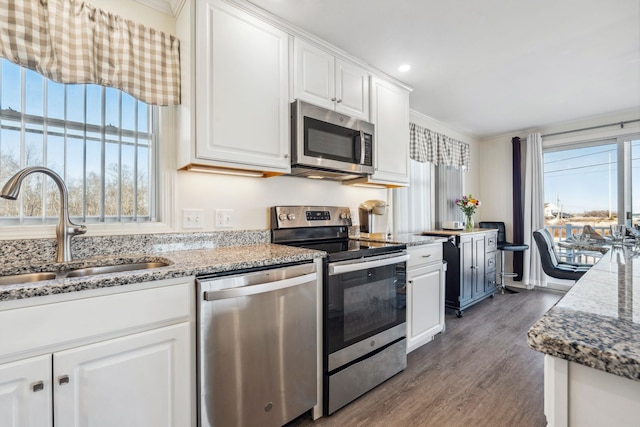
[407,263,445,353]
[53,323,191,427]
[473,235,487,298]
[459,237,474,305]
[334,59,369,120]
[0,355,51,427]
[294,39,335,110]
[196,0,290,172]
[369,77,410,185]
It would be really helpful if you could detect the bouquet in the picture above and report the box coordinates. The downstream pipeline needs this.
[455,194,481,230]
[455,194,481,216]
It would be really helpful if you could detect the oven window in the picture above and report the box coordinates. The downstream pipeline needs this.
[326,262,406,353]
[343,279,397,342]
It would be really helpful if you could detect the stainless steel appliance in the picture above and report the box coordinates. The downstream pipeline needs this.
[271,206,408,415]
[358,199,389,239]
[290,100,375,180]
[196,263,318,427]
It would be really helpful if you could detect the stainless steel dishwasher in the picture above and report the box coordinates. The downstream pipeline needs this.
[196,262,318,427]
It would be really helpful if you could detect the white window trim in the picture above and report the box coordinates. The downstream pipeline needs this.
[0,108,177,240]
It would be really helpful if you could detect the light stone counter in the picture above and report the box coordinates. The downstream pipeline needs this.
[354,232,449,247]
[527,247,640,381]
[0,231,323,302]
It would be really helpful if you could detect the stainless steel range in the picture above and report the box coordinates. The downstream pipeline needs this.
[271,206,408,415]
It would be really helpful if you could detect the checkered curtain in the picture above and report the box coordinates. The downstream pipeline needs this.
[409,122,470,170]
[0,0,180,105]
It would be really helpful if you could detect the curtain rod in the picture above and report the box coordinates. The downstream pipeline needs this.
[541,118,640,138]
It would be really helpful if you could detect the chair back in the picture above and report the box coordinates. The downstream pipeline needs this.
[479,221,506,244]
[533,228,560,268]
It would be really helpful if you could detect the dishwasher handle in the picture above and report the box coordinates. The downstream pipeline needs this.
[328,253,410,276]
[203,272,317,301]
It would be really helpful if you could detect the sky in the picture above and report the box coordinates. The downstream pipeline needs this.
[543,141,640,214]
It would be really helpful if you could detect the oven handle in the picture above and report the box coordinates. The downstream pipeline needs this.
[328,253,410,276]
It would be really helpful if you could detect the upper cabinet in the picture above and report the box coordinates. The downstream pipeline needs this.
[346,77,411,187]
[177,0,291,175]
[294,39,370,121]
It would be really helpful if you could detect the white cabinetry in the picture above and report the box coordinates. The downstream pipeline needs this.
[294,39,370,120]
[178,0,291,175]
[0,355,51,427]
[347,77,411,187]
[0,278,194,427]
[407,244,446,353]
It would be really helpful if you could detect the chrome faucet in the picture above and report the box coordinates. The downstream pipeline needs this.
[1,166,87,263]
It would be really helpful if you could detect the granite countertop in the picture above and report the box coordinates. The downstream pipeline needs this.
[354,233,448,246]
[0,233,324,302]
[527,247,640,381]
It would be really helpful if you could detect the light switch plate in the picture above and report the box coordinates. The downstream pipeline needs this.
[215,209,233,228]
[183,209,204,229]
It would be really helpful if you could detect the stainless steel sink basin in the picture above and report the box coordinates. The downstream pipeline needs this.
[64,261,170,278]
[0,259,171,286]
[0,272,58,286]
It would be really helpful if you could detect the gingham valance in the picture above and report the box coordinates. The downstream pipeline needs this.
[409,122,470,170]
[0,0,180,105]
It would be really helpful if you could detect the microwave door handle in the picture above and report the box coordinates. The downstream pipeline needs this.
[359,130,365,165]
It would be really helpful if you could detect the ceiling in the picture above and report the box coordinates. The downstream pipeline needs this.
[243,0,640,138]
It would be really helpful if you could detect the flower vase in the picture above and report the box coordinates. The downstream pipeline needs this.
[465,214,474,231]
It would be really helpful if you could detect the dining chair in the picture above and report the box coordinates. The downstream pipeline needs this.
[532,228,591,281]
[479,221,529,293]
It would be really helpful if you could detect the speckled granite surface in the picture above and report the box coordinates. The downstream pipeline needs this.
[353,233,448,247]
[0,231,323,302]
[527,247,640,381]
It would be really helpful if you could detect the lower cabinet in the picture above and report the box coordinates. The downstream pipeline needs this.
[0,278,194,427]
[406,244,446,353]
[0,324,189,427]
[443,230,497,317]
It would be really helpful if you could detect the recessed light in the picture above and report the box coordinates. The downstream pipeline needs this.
[398,64,411,72]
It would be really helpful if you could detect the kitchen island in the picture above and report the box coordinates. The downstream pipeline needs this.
[527,248,640,427]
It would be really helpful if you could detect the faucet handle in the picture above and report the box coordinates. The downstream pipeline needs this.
[69,224,87,236]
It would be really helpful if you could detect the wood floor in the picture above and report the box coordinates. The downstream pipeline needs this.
[291,288,563,427]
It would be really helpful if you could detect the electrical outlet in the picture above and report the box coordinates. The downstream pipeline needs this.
[183,209,204,229]
[215,209,234,228]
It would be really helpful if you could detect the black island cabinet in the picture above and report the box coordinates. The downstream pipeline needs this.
[422,229,498,317]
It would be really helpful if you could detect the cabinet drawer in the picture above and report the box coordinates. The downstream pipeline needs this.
[486,251,497,273]
[0,279,192,362]
[408,244,443,269]
[486,232,498,252]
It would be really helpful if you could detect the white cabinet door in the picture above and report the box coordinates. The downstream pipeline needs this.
[53,323,191,427]
[335,59,369,120]
[294,40,335,111]
[0,355,52,427]
[407,262,445,353]
[294,39,369,120]
[368,77,410,186]
[195,0,290,172]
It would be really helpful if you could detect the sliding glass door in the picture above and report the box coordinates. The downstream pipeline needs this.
[543,135,640,240]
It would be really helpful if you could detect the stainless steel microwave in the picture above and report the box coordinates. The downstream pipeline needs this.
[290,100,375,180]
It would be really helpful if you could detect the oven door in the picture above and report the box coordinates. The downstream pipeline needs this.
[325,252,409,361]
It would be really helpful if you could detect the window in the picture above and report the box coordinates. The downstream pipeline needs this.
[0,59,158,225]
[543,136,640,240]
[394,159,433,233]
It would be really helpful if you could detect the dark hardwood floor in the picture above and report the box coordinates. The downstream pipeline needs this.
[292,288,562,427]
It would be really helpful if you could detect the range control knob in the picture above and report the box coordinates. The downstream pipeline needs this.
[340,212,350,220]
[287,213,296,221]
[278,213,288,221]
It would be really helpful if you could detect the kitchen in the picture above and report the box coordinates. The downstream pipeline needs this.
[1,0,639,426]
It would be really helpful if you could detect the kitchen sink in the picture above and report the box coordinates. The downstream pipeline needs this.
[0,272,58,286]
[64,261,170,278]
[0,259,171,286]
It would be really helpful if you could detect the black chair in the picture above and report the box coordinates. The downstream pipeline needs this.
[532,228,591,281]
[479,221,529,293]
